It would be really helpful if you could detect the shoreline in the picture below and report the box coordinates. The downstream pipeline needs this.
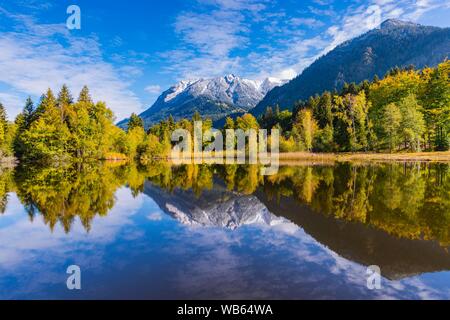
[166,151,450,164]
[278,151,450,162]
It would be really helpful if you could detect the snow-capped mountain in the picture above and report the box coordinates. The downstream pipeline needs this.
[119,75,287,128]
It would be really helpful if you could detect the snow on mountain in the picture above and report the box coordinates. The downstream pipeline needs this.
[118,75,287,128]
[160,74,285,108]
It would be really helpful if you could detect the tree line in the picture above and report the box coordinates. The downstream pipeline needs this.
[137,59,449,156]
[0,85,153,162]
[260,60,449,153]
[0,60,448,162]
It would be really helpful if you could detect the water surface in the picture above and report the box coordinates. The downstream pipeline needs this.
[0,162,449,299]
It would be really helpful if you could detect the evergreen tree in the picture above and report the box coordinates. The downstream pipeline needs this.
[127,113,144,132]
[0,103,7,154]
[314,91,333,129]
[23,97,34,127]
[78,85,92,103]
[58,84,74,106]
[35,88,57,116]
[167,114,175,132]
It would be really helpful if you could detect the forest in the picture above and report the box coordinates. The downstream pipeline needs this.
[261,59,450,153]
[0,60,448,163]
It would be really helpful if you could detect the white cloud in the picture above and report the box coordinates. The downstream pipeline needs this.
[0,92,24,118]
[165,12,246,78]
[0,188,143,271]
[255,0,448,80]
[147,212,163,221]
[0,8,144,121]
[162,0,269,79]
[308,5,336,17]
[313,0,334,5]
[290,17,325,28]
[144,85,162,94]
[163,0,448,83]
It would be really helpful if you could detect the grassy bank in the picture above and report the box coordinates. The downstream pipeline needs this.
[278,151,450,162]
[165,151,450,165]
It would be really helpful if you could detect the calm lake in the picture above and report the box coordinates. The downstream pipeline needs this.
[0,161,449,299]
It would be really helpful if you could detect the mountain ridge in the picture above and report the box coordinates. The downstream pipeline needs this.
[251,19,450,116]
[119,75,286,128]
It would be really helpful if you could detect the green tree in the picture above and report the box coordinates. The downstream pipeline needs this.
[382,103,402,152]
[293,109,317,151]
[139,133,168,162]
[78,85,92,103]
[17,89,71,161]
[15,86,123,161]
[314,124,334,152]
[224,117,235,130]
[314,91,333,129]
[57,84,73,122]
[421,61,450,150]
[127,113,144,132]
[235,113,259,131]
[126,126,146,159]
[192,111,201,122]
[23,97,34,127]
[0,103,7,150]
[398,94,426,151]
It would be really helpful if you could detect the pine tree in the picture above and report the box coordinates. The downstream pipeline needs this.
[23,97,34,127]
[262,107,274,129]
[167,115,175,132]
[0,103,7,153]
[57,84,73,122]
[58,84,74,106]
[78,85,92,103]
[35,88,57,116]
[127,113,144,132]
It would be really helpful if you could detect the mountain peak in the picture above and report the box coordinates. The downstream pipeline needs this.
[224,74,238,82]
[252,20,449,116]
[130,74,287,127]
[380,19,419,29]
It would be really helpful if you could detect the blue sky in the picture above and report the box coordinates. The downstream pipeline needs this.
[0,0,449,120]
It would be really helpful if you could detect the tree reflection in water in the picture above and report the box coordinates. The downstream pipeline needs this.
[0,161,449,246]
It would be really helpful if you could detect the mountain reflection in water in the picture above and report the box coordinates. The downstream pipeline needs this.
[0,161,449,299]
